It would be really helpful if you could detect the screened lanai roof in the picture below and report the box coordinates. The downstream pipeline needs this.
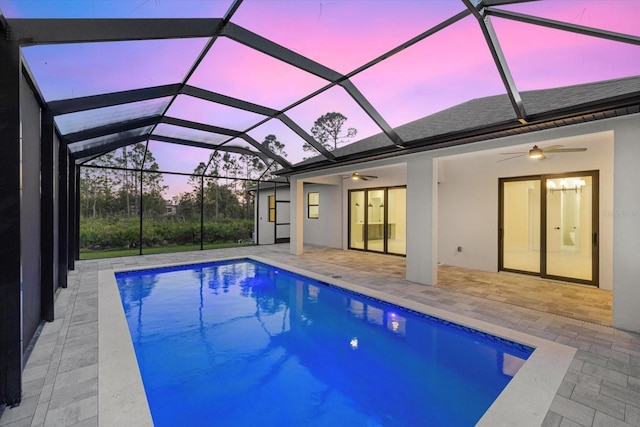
[1,0,639,178]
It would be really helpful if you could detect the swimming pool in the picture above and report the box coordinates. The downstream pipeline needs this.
[113,258,538,426]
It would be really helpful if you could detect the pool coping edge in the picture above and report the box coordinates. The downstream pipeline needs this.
[98,255,576,427]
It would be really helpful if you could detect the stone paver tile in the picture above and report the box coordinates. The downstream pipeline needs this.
[57,351,98,374]
[0,417,32,427]
[582,361,629,387]
[52,365,97,391]
[593,411,636,427]
[70,416,97,427]
[541,411,562,427]
[557,381,575,398]
[571,385,626,420]
[590,344,631,364]
[42,396,97,427]
[21,364,49,384]
[564,370,602,393]
[626,404,640,426]
[0,396,38,426]
[601,382,640,407]
[559,417,586,427]
[575,349,609,367]
[48,378,97,411]
[549,395,595,426]
[608,359,640,379]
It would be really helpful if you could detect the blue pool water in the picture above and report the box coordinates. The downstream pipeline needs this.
[115,259,532,427]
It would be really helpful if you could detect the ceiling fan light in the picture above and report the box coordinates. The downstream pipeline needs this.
[529,146,545,159]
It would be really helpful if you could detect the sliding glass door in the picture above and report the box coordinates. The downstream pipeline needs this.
[499,171,598,286]
[348,187,406,255]
[501,178,541,273]
[544,174,597,282]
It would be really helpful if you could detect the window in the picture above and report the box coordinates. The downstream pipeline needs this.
[308,192,319,219]
[268,195,275,222]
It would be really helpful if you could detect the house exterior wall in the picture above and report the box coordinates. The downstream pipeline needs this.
[612,116,640,332]
[287,112,640,332]
[303,184,341,249]
[436,130,614,289]
[255,183,342,248]
[254,185,288,245]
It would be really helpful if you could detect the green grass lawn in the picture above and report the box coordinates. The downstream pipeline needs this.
[79,241,255,260]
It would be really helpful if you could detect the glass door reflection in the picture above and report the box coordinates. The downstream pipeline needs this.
[349,190,365,250]
[348,187,406,255]
[544,175,595,282]
[367,189,385,253]
[501,178,541,274]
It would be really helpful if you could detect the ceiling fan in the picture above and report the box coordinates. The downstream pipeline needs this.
[344,172,378,181]
[499,144,587,162]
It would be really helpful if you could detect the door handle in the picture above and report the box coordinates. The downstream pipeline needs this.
[593,232,598,245]
[554,227,560,230]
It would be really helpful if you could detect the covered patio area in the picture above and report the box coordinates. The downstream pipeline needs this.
[1,245,635,427]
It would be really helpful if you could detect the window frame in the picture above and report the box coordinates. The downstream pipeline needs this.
[268,195,276,222]
[307,192,319,219]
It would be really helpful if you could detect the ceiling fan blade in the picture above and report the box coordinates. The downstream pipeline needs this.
[363,175,378,179]
[499,152,527,155]
[498,153,528,162]
[544,148,587,153]
[540,145,564,152]
[361,177,369,181]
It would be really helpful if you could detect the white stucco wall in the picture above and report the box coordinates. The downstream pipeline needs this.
[436,130,614,289]
[612,115,640,332]
[254,185,290,245]
[303,184,342,249]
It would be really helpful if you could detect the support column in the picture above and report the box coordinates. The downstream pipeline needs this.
[613,121,640,332]
[74,166,81,261]
[58,141,68,288]
[405,155,434,285]
[289,178,304,255]
[0,36,23,405]
[67,159,76,270]
[41,110,55,322]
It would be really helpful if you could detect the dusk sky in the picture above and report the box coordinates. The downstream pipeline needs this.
[2,0,639,196]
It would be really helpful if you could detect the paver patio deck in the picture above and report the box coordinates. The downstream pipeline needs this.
[1,244,637,426]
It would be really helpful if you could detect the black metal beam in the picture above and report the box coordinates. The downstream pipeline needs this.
[161,116,242,137]
[57,140,69,289]
[487,8,640,46]
[40,109,55,322]
[49,84,181,115]
[7,18,222,46]
[159,115,298,168]
[340,80,405,146]
[151,134,272,164]
[74,165,81,261]
[0,36,22,406]
[69,134,149,158]
[64,115,162,143]
[181,85,277,116]
[67,160,76,269]
[277,114,335,160]
[463,0,527,123]
[222,22,343,82]
[239,134,292,169]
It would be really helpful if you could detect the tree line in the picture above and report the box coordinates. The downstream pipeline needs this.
[79,112,356,250]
